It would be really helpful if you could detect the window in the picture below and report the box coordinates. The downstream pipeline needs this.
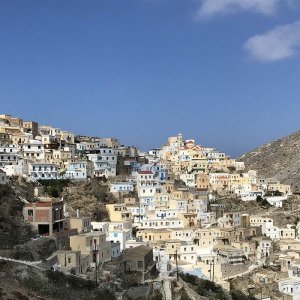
[28,209,33,216]
[68,257,71,264]
[138,261,143,269]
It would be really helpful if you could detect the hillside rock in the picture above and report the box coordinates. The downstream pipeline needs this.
[62,179,117,221]
[239,130,300,192]
[0,181,36,249]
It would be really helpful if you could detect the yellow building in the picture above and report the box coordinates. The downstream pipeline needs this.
[154,191,172,208]
[195,228,222,247]
[66,216,92,233]
[268,183,291,195]
[70,232,111,265]
[55,250,90,275]
[172,188,190,200]
[106,203,133,222]
[137,228,172,242]
[23,121,39,138]
[195,173,210,191]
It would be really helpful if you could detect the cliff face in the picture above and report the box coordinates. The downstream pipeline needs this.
[239,131,300,192]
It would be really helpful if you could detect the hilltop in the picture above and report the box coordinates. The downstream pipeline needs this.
[239,130,300,192]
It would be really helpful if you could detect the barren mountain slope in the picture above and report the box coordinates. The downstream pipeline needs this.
[239,130,300,191]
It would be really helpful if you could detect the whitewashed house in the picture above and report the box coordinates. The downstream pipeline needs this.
[107,222,132,251]
[65,161,93,180]
[29,163,60,180]
[0,145,19,167]
[266,196,288,208]
[110,182,134,194]
[278,277,300,299]
[3,160,28,177]
[22,140,45,161]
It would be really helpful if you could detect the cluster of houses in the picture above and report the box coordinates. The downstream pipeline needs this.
[2,114,300,298]
[0,114,137,181]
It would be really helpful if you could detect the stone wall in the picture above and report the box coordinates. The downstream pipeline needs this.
[179,278,209,300]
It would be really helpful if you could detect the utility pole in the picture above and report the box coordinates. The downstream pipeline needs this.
[139,201,141,224]
[212,258,215,282]
[175,249,179,281]
[94,240,98,286]
[260,284,262,300]
[209,261,212,280]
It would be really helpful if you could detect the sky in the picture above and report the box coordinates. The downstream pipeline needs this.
[0,0,300,157]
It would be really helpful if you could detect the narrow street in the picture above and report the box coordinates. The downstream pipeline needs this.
[163,279,172,300]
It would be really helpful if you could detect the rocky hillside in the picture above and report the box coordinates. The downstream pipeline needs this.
[239,130,300,192]
[0,178,36,250]
[0,261,115,300]
[61,179,118,221]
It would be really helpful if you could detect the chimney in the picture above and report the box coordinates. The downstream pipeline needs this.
[76,209,79,218]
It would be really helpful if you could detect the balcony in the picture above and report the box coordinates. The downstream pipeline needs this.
[87,245,101,252]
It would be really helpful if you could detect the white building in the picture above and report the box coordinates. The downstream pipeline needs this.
[180,173,195,187]
[234,161,245,171]
[178,242,198,264]
[136,170,156,188]
[88,150,117,166]
[22,140,45,161]
[240,191,263,201]
[139,218,184,229]
[266,226,279,240]
[266,196,288,208]
[194,199,208,214]
[250,216,274,236]
[0,145,19,167]
[3,160,28,177]
[110,182,134,193]
[29,163,60,180]
[170,229,196,241]
[278,277,300,299]
[94,161,116,178]
[107,222,132,251]
[87,153,117,178]
[198,212,216,225]
[91,222,109,235]
[153,248,170,273]
[65,161,93,180]
[127,206,146,226]
[256,239,272,260]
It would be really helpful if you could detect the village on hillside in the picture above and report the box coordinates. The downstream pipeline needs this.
[0,113,299,300]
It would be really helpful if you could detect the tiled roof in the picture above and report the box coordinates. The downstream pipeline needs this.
[138,171,153,174]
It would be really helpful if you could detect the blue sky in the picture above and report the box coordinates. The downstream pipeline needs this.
[0,0,299,157]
